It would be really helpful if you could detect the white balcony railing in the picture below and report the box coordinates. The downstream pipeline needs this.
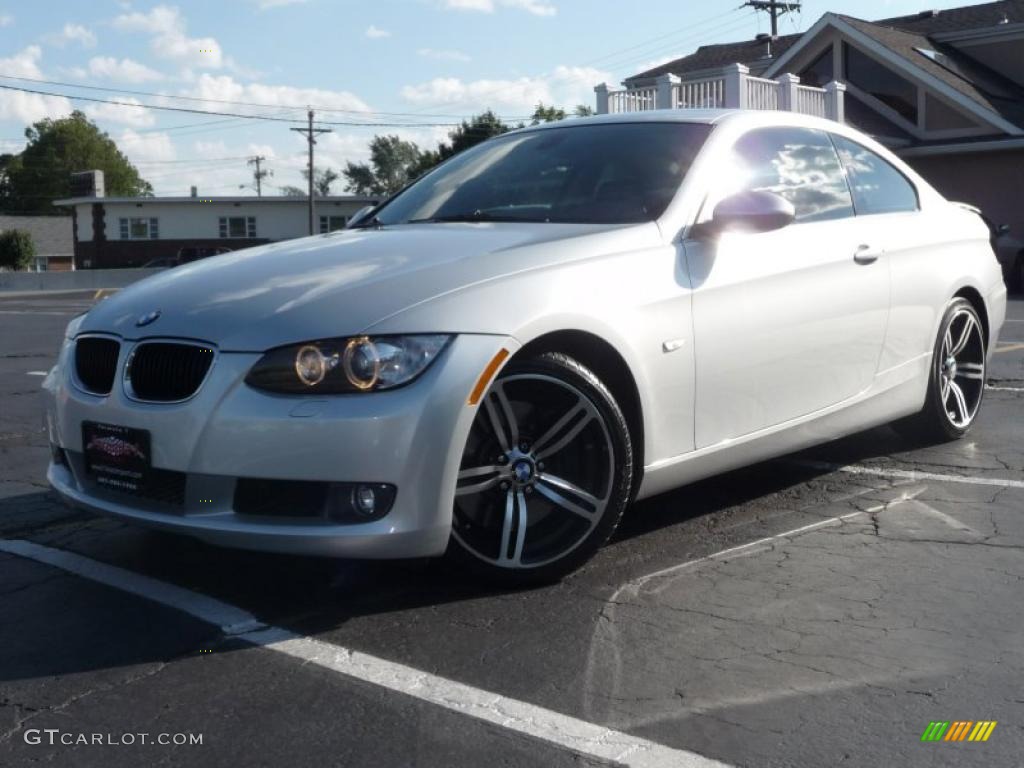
[595,64,846,123]
[745,75,780,110]
[676,77,726,109]
[607,86,657,113]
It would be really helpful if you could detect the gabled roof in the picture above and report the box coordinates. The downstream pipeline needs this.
[625,35,800,84]
[0,215,73,257]
[834,13,1024,128]
[625,0,1024,136]
[878,0,1024,35]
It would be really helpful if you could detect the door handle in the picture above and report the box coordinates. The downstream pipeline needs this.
[854,244,881,265]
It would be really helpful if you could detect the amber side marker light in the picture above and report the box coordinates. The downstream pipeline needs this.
[467,348,510,405]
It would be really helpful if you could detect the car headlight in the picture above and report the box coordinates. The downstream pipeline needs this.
[245,335,452,394]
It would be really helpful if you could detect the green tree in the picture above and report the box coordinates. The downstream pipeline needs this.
[1,111,152,214]
[531,103,567,124]
[301,167,340,196]
[0,229,35,270]
[343,135,426,196]
[278,185,306,197]
[530,103,593,124]
[406,110,514,179]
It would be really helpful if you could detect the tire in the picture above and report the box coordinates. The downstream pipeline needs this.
[893,297,987,443]
[447,352,633,586]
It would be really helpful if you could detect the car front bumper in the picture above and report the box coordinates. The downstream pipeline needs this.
[42,333,516,558]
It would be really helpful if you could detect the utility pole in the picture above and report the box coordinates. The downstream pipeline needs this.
[290,110,332,235]
[247,155,272,197]
[742,0,801,36]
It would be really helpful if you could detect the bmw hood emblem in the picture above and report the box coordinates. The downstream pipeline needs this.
[136,310,161,327]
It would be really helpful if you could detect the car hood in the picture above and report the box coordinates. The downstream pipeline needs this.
[79,222,654,350]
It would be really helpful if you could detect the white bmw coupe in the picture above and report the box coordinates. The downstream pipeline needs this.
[43,110,1007,583]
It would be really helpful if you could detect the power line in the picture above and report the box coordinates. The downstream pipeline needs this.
[597,13,760,75]
[0,73,535,121]
[132,156,251,165]
[0,82,466,127]
[580,7,744,68]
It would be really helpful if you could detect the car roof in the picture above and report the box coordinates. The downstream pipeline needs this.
[512,108,846,135]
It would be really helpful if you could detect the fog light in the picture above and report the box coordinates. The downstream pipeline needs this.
[353,485,377,516]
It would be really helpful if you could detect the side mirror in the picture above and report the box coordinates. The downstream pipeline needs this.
[710,190,795,235]
[347,206,376,229]
[996,223,1010,237]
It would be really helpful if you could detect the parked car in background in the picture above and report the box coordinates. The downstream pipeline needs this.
[983,215,1023,293]
[43,111,1007,584]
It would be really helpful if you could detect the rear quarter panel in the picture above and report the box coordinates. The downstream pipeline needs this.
[879,202,1005,377]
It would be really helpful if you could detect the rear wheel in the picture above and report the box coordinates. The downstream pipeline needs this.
[893,298,986,442]
[447,352,632,585]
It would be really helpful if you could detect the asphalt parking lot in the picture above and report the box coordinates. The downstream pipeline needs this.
[1,291,1023,767]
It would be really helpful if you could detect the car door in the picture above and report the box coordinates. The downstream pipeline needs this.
[684,126,890,449]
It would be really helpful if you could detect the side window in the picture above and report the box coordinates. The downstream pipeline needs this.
[731,127,854,223]
[831,135,919,215]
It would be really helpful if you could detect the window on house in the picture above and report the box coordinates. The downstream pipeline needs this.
[831,135,919,215]
[843,43,918,124]
[730,126,854,223]
[319,215,348,233]
[119,217,159,239]
[799,45,834,88]
[219,216,256,238]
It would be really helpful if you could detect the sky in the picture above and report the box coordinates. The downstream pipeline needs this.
[0,0,991,196]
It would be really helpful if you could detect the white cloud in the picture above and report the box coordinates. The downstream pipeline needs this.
[191,73,372,114]
[400,64,607,113]
[365,25,391,39]
[193,139,229,157]
[85,98,156,128]
[418,48,471,62]
[0,14,13,27]
[0,46,73,123]
[118,129,177,163]
[504,0,556,15]
[113,5,223,68]
[442,0,556,15]
[87,56,164,83]
[48,23,97,48]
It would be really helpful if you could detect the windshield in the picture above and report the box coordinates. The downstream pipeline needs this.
[372,122,712,226]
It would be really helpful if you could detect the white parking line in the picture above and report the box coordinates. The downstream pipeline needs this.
[0,310,77,316]
[792,460,1024,490]
[0,538,730,768]
[987,385,1024,392]
[26,371,48,377]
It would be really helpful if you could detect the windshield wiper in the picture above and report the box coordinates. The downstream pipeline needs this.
[409,211,546,224]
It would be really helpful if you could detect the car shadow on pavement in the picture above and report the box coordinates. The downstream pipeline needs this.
[0,422,942,649]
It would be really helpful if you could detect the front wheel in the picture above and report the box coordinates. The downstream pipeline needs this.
[893,297,986,442]
[447,352,633,586]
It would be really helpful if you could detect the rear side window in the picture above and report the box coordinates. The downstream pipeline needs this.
[831,135,919,215]
[731,126,854,223]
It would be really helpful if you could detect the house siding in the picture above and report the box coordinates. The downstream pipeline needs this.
[906,148,1024,237]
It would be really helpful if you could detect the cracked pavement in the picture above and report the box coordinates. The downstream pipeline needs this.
[1,293,1023,767]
